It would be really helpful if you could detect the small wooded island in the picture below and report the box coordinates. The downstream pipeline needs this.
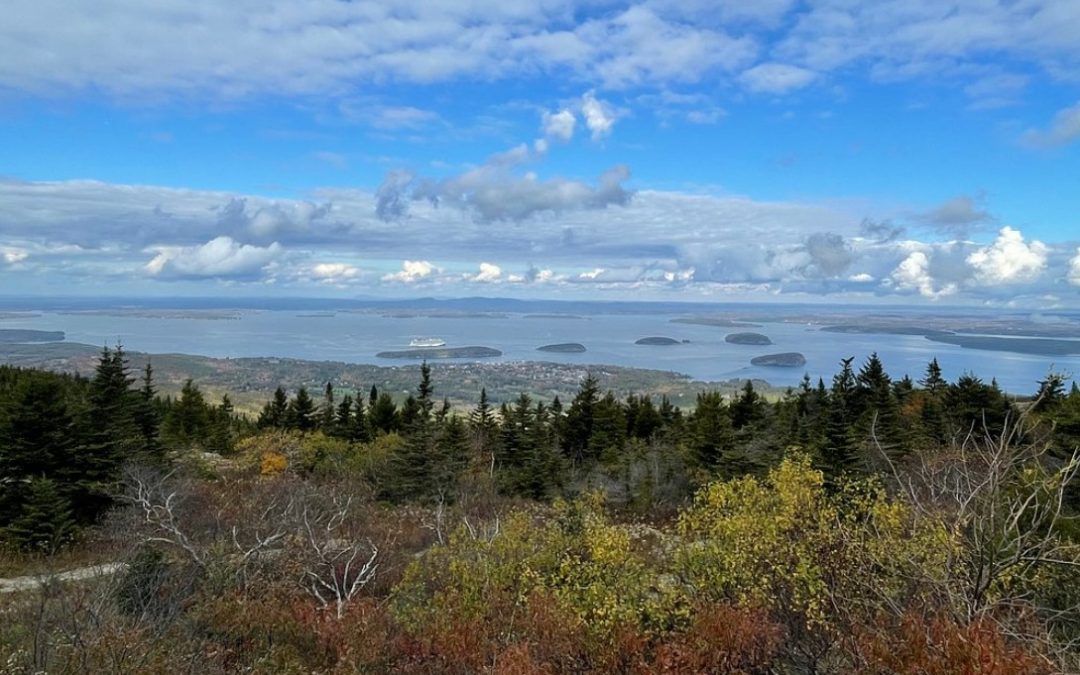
[536,343,587,353]
[725,332,773,345]
[751,352,807,367]
[376,346,502,359]
[0,329,65,343]
[635,336,687,345]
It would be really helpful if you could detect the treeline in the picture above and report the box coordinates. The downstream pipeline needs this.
[243,355,1080,512]
[4,348,1080,550]
[0,348,245,549]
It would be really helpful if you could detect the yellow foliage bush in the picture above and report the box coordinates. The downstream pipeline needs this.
[260,450,288,477]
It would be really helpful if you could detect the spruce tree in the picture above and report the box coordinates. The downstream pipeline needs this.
[564,374,600,464]
[257,386,289,429]
[3,477,75,551]
[286,387,317,431]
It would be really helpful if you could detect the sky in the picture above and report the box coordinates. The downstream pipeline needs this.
[1,0,1079,307]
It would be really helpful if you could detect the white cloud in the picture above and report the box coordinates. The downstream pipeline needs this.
[1069,249,1080,286]
[2,248,29,264]
[144,236,281,279]
[310,262,361,284]
[966,226,1048,285]
[891,250,956,299]
[1021,101,1080,148]
[389,143,632,222]
[382,259,436,283]
[468,262,503,282]
[4,176,1079,305]
[740,62,816,94]
[581,91,618,141]
[541,109,576,142]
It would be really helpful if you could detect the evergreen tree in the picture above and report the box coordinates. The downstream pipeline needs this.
[564,374,600,464]
[920,358,946,394]
[3,477,75,551]
[730,380,766,430]
[286,387,317,431]
[588,392,627,462]
[205,395,235,455]
[823,357,859,478]
[689,391,735,474]
[81,345,138,515]
[320,382,337,434]
[133,362,163,463]
[334,394,354,438]
[369,390,399,435]
[0,376,83,526]
[164,379,210,447]
[257,386,289,429]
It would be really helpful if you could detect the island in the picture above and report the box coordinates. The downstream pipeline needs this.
[671,317,762,328]
[0,329,65,343]
[822,324,953,338]
[925,334,1080,356]
[751,352,807,368]
[376,346,503,359]
[635,337,684,346]
[725,332,773,346]
[537,343,587,353]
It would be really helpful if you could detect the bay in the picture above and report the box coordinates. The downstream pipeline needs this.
[2,310,1077,394]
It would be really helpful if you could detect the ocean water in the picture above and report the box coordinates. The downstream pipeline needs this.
[4,310,1079,394]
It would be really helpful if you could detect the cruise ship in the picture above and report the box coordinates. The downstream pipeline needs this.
[409,337,446,347]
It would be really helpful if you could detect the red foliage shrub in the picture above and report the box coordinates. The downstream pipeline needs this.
[853,611,1053,675]
[647,603,784,674]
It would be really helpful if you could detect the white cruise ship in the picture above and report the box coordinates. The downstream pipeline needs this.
[409,337,446,347]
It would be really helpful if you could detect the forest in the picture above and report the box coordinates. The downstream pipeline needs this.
[2,347,1080,673]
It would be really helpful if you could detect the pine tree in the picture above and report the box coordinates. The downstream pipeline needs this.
[690,391,735,474]
[133,362,163,463]
[81,345,138,516]
[320,382,337,434]
[258,386,289,429]
[369,390,399,435]
[823,357,859,478]
[730,380,766,430]
[0,377,82,525]
[921,358,946,394]
[3,477,75,551]
[564,374,600,464]
[286,387,317,431]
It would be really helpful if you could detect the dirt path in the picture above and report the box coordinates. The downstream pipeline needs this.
[0,563,127,594]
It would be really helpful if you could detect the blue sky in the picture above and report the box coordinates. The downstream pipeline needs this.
[1,0,1079,306]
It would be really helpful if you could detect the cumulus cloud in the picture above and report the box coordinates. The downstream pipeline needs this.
[216,197,329,240]
[966,226,1048,285]
[467,262,503,282]
[383,144,632,222]
[581,91,618,140]
[803,232,853,278]
[739,62,817,94]
[382,260,436,283]
[891,250,956,299]
[145,236,281,279]
[1021,101,1080,148]
[375,170,415,222]
[4,176,1079,304]
[1069,249,1080,286]
[310,262,361,284]
[541,109,576,142]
